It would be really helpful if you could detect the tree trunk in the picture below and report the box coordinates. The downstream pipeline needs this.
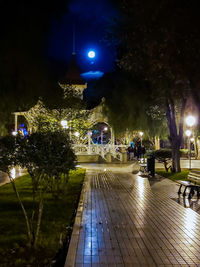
[154,136,160,150]
[171,140,181,172]
[9,175,32,247]
[34,197,43,247]
[194,137,198,159]
[165,97,187,173]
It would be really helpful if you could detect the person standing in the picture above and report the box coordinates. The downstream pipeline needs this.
[141,145,146,158]
[137,145,142,159]
[127,144,134,160]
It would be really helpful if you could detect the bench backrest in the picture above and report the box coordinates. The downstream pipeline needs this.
[188,170,200,184]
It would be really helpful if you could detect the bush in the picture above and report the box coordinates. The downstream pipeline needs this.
[153,149,172,172]
[0,131,77,248]
[180,149,188,158]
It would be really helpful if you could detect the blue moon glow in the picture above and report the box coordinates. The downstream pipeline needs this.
[88,50,95,58]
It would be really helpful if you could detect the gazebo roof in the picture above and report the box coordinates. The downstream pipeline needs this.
[60,54,85,85]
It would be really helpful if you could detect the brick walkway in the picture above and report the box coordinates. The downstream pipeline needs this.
[65,170,200,266]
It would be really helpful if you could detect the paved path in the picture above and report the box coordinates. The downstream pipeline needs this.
[66,167,200,267]
[0,168,26,187]
[0,171,10,186]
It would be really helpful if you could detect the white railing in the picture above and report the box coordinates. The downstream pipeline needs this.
[72,143,128,162]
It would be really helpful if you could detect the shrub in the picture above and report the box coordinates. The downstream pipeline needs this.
[153,149,172,172]
[0,130,77,248]
[180,149,188,158]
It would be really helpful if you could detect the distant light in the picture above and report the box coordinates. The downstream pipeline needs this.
[12,131,18,136]
[185,115,196,127]
[61,120,68,129]
[104,127,108,131]
[10,167,16,179]
[74,131,80,137]
[139,131,144,137]
[185,130,192,137]
[88,51,95,58]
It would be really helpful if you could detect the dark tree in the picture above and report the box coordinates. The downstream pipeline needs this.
[106,0,200,172]
[0,1,68,133]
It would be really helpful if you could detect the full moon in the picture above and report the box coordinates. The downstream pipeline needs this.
[88,51,95,58]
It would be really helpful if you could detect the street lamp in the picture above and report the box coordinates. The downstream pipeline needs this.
[185,115,196,127]
[139,131,144,145]
[101,126,108,144]
[185,129,192,137]
[185,115,196,170]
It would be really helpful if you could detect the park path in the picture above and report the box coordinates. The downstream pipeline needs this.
[0,168,26,187]
[66,168,200,266]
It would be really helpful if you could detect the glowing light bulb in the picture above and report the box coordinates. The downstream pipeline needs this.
[185,130,192,137]
[185,115,196,127]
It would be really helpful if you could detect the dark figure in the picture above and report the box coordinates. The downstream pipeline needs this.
[137,145,142,159]
[141,145,146,158]
[133,146,137,158]
[127,144,134,160]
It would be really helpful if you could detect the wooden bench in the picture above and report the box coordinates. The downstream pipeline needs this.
[176,170,200,199]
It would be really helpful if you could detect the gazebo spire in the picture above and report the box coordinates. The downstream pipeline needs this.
[58,25,87,99]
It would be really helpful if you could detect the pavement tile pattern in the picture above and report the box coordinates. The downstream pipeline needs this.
[65,170,200,267]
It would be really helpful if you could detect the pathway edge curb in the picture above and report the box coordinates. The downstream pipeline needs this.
[64,170,89,267]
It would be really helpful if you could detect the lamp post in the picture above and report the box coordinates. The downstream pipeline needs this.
[101,126,108,144]
[185,115,196,170]
[139,131,143,145]
[87,131,92,154]
[185,130,192,169]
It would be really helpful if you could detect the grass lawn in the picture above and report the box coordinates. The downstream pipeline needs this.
[156,169,190,181]
[0,168,85,266]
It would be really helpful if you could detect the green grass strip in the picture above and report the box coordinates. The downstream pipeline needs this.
[0,168,85,266]
[156,169,190,181]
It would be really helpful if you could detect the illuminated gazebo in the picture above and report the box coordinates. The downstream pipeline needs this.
[13,53,128,163]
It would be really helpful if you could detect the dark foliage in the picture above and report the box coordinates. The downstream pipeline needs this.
[153,149,172,172]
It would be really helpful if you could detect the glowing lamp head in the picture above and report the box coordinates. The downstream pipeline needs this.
[185,115,196,127]
[185,130,192,137]
[103,127,108,131]
[88,50,95,58]
[139,131,144,137]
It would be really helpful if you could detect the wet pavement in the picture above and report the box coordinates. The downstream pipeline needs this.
[66,164,200,267]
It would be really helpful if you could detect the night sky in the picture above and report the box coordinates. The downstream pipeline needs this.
[0,0,119,113]
[48,0,118,76]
